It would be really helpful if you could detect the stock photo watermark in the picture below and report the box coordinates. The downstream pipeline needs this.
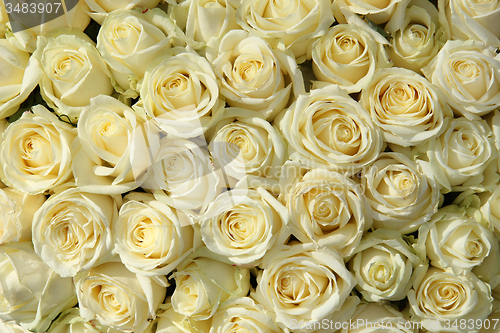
[4,0,79,32]
[289,318,500,331]
[123,113,374,225]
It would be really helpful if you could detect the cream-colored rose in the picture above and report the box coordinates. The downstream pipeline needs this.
[0,105,77,194]
[5,0,90,53]
[140,47,224,138]
[236,0,335,62]
[201,188,290,265]
[422,117,497,193]
[97,9,184,98]
[362,152,440,234]
[0,188,45,244]
[32,187,118,277]
[143,137,220,214]
[252,243,359,332]
[408,267,492,332]
[75,262,167,333]
[417,204,496,275]
[422,40,500,120]
[389,2,446,73]
[360,67,454,147]
[33,29,114,121]
[349,229,427,302]
[332,0,409,33]
[0,242,77,332]
[83,0,161,24]
[280,164,372,257]
[72,95,149,194]
[210,297,282,333]
[171,255,250,320]
[276,85,383,172]
[169,0,240,45]
[211,30,304,120]
[0,39,42,119]
[208,108,287,182]
[340,303,417,333]
[440,0,500,47]
[48,308,123,333]
[156,302,212,333]
[312,23,391,93]
[114,192,200,276]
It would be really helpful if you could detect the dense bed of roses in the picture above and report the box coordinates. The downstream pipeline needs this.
[1,0,500,333]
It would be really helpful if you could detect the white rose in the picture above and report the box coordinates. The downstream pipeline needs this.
[252,243,359,332]
[0,242,77,332]
[72,95,149,195]
[156,302,212,333]
[0,39,41,119]
[33,29,114,121]
[211,30,304,120]
[360,67,454,147]
[332,0,409,33]
[140,47,224,138]
[340,303,417,333]
[5,0,90,52]
[439,0,500,47]
[168,0,240,45]
[276,85,383,172]
[83,0,161,24]
[236,0,335,62]
[422,117,497,193]
[32,187,119,277]
[171,254,251,320]
[417,204,496,275]
[349,229,428,302]
[75,262,167,333]
[0,188,45,244]
[208,108,287,182]
[389,2,446,73]
[114,192,200,276]
[201,188,290,265]
[48,308,123,333]
[143,137,220,214]
[0,105,77,194]
[408,267,492,332]
[312,23,391,93]
[97,9,184,98]
[210,297,282,333]
[280,164,372,257]
[362,152,440,234]
[422,40,500,120]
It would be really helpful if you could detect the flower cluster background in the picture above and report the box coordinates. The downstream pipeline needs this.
[1,0,500,332]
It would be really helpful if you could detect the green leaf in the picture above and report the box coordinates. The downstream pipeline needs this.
[361,15,392,42]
